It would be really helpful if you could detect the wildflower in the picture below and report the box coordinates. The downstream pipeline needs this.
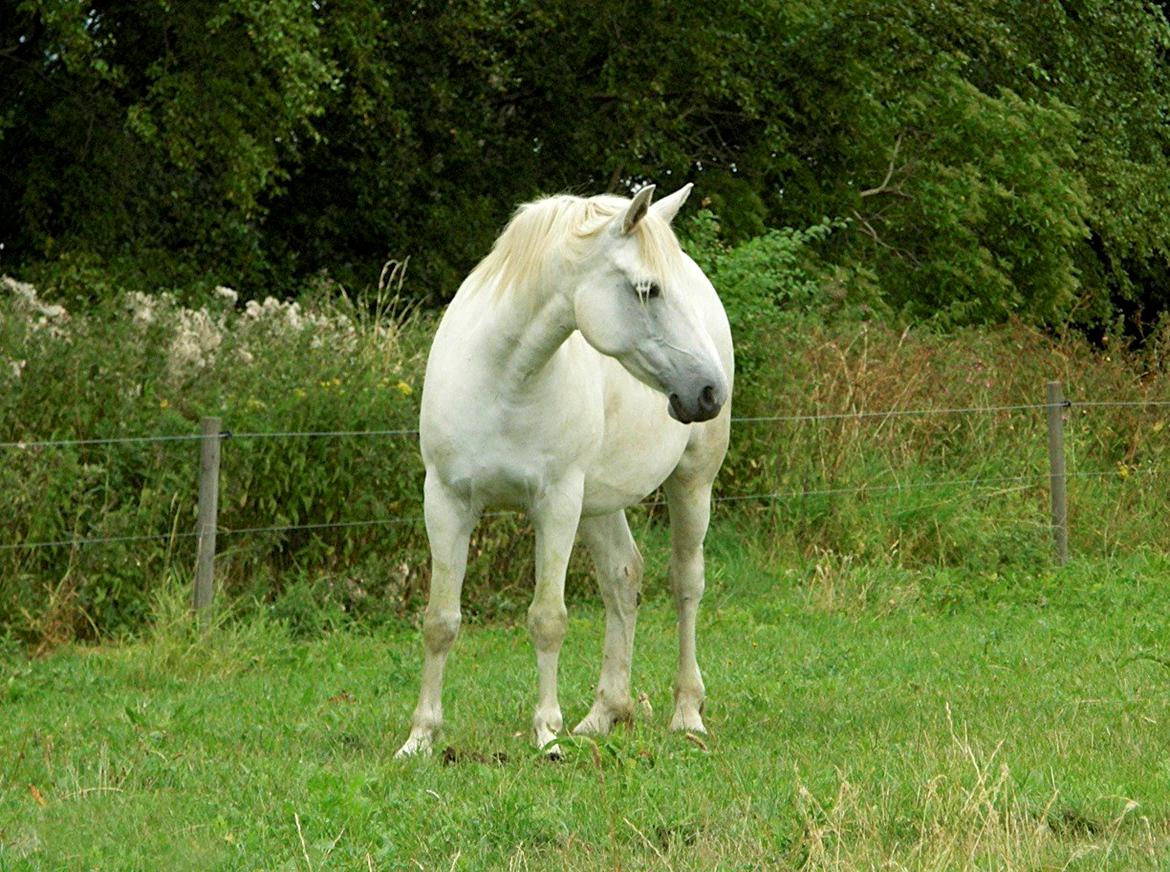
[396,381,413,397]
[4,276,69,337]
[285,301,303,331]
[125,291,157,327]
[159,398,170,409]
[167,307,223,382]
[215,286,239,306]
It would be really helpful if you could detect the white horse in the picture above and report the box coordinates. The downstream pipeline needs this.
[397,183,733,757]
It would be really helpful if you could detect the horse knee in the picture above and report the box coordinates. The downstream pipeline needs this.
[527,604,567,650]
[423,608,461,653]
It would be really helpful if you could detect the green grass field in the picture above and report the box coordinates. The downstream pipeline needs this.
[3,525,1169,871]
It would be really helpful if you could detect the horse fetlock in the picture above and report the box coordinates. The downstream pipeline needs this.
[533,708,564,734]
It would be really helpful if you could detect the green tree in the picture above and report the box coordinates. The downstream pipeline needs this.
[270,0,800,296]
[1,0,336,294]
[3,0,1170,331]
[768,0,1170,327]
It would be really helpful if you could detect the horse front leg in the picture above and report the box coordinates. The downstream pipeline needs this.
[528,474,585,756]
[664,477,713,734]
[396,474,476,758]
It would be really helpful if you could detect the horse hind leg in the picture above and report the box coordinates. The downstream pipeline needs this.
[664,475,714,734]
[573,510,643,736]
[396,475,476,758]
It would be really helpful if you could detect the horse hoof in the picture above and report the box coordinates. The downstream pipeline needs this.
[572,711,613,736]
[535,721,564,758]
[669,710,706,734]
[537,735,565,760]
[395,734,434,759]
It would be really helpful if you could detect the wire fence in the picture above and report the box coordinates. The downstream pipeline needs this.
[4,397,1168,452]
[1,393,1164,555]
[1,466,1158,554]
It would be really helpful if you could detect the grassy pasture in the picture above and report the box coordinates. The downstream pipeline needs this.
[3,274,1170,869]
[3,526,1169,870]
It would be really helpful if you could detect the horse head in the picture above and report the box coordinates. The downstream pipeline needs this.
[572,184,729,424]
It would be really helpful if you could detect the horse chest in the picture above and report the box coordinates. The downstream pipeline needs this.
[581,381,693,514]
[421,388,603,507]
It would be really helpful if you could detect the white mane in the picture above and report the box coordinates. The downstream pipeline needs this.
[466,193,685,303]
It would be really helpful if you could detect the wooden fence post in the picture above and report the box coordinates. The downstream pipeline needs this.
[1045,381,1069,566]
[194,416,222,624]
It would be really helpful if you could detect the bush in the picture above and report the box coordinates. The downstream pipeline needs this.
[721,317,1170,572]
[3,267,1169,648]
[681,211,882,373]
[0,274,429,645]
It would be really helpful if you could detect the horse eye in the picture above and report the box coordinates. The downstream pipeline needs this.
[635,281,661,300]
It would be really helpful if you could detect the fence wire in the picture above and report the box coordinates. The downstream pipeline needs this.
[227,428,420,441]
[3,396,1166,452]
[2,466,1158,553]
[1,394,1163,552]
[0,433,207,451]
[731,401,1060,424]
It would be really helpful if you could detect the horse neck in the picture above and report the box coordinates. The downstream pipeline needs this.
[469,273,578,387]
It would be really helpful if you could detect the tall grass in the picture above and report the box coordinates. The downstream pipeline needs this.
[723,318,1169,568]
[2,269,1168,648]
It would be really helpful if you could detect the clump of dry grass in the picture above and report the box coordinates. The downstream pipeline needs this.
[726,319,1170,566]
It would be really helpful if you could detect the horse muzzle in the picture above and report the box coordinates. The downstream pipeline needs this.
[668,380,726,424]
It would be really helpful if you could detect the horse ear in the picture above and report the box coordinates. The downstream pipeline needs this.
[650,183,693,225]
[621,185,656,234]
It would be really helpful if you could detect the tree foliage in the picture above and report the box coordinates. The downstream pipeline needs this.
[2,0,1169,328]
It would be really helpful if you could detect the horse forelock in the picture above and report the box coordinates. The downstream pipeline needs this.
[466,193,685,305]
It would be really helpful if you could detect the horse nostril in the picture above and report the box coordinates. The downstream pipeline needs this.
[700,384,718,410]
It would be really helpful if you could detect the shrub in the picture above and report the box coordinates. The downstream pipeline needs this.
[2,269,1168,647]
[0,274,429,644]
[681,211,883,374]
